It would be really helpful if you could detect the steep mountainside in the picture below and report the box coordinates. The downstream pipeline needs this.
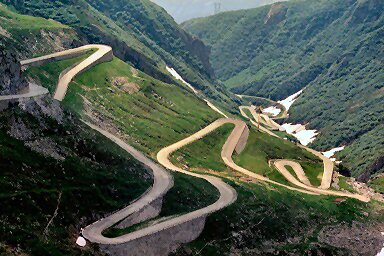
[1,0,237,106]
[0,6,223,255]
[151,0,286,23]
[183,0,382,98]
[183,0,384,179]
[1,3,383,256]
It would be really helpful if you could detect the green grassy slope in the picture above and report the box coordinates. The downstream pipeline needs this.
[0,3,66,30]
[171,123,234,172]
[171,123,323,187]
[2,43,224,255]
[1,3,382,256]
[25,50,95,92]
[183,0,384,180]
[369,175,384,194]
[26,55,222,155]
[0,107,151,255]
[234,127,323,186]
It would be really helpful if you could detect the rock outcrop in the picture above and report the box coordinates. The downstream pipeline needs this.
[0,43,28,95]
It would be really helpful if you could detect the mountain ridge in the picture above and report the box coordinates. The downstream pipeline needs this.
[182,0,384,179]
[1,0,233,103]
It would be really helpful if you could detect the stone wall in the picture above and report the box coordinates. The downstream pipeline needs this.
[116,197,164,229]
[235,124,249,155]
[101,216,207,256]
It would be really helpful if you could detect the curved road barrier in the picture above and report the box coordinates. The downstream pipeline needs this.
[159,117,368,201]
[298,144,334,190]
[157,117,368,201]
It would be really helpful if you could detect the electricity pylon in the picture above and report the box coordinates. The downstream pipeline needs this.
[214,2,221,15]
[254,106,264,129]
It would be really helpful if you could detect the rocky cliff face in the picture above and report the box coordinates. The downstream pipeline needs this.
[0,43,28,95]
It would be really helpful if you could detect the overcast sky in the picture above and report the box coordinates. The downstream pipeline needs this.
[151,0,287,23]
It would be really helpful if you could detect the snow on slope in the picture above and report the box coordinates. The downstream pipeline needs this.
[278,89,303,111]
[262,106,281,117]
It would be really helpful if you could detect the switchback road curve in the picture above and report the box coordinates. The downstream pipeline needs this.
[7,44,369,251]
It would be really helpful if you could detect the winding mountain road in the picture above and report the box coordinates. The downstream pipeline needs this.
[236,94,288,119]
[6,44,369,251]
[239,101,334,190]
[238,103,368,201]
[82,122,174,244]
[21,44,113,101]
[239,105,283,131]
[81,122,237,245]
[0,83,48,101]
[18,45,238,246]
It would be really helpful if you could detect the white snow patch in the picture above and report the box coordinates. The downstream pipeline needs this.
[166,66,199,94]
[278,89,303,111]
[377,232,384,256]
[322,146,345,160]
[377,247,384,256]
[281,123,318,146]
[262,106,281,117]
[76,236,86,247]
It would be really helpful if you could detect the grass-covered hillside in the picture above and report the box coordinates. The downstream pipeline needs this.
[183,0,382,99]
[1,0,238,107]
[183,0,384,180]
[172,124,324,186]
[0,3,80,58]
[289,41,383,179]
[26,52,222,156]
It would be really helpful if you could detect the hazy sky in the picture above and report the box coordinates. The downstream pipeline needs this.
[151,0,287,23]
